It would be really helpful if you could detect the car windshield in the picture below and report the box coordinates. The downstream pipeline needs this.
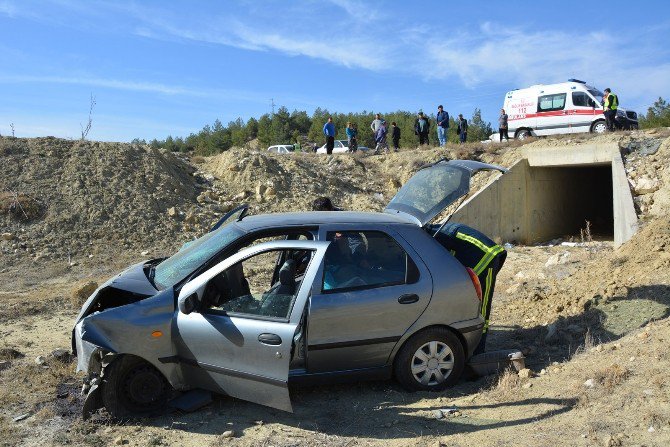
[153,223,244,290]
[588,88,604,105]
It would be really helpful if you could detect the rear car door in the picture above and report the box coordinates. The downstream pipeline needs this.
[306,226,433,372]
[175,240,329,412]
[535,92,568,136]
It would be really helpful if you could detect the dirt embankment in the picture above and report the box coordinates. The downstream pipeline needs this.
[1,129,670,446]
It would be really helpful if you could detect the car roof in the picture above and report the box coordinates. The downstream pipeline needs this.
[235,211,415,232]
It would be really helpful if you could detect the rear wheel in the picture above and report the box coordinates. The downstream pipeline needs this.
[101,355,170,419]
[394,328,465,392]
[591,120,607,134]
[515,129,531,140]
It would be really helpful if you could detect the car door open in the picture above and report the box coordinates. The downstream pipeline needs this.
[175,240,329,412]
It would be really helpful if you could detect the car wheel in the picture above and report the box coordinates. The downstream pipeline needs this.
[101,355,170,419]
[591,120,607,134]
[394,327,464,392]
[515,129,531,140]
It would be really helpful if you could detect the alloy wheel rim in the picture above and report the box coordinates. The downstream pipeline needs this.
[411,341,454,386]
[594,122,606,133]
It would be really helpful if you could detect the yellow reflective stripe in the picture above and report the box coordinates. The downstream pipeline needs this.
[481,268,493,333]
[455,232,489,253]
[473,245,504,275]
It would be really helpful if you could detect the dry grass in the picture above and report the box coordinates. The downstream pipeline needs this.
[0,191,46,221]
[191,155,206,164]
[491,367,522,397]
[594,364,630,390]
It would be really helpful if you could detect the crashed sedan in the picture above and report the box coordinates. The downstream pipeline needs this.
[73,160,506,418]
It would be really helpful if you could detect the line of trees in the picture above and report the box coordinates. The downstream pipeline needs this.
[639,97,670,129]
[133,107,493,155]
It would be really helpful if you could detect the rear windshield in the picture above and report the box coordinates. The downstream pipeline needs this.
[386,164,468,225]
[154,223,244,289]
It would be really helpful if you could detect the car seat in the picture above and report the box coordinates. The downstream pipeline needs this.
[259,259,297,317]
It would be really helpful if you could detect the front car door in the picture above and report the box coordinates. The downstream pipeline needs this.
[569,90,598,133]
[175,240,329,412]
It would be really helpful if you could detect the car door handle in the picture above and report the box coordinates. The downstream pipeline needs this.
[258,333,283,345]
[398,294,420,304]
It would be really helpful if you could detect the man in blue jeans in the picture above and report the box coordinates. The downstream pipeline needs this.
[323,117,335,154]
[436,105,450,146]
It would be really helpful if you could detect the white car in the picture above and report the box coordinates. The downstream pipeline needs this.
[316,140,369,154]
[267,145,295,154]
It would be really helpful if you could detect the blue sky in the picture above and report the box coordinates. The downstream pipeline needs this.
[1,0,669,142]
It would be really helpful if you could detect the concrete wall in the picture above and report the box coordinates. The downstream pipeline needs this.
[450,143,638,246]
[450,159,528,243]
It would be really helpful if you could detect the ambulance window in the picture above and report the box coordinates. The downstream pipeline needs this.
[572,92,589,107]
[538,93,566,112]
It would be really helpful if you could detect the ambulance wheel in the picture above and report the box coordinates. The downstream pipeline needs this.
[591,120,607,134]
[515,129,531,140]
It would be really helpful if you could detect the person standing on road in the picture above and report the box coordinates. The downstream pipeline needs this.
[323,117,336,155]
[498,108,509,142]
[391,122,401,152]
[430,222,507,354]
[346,122,358,152]
[457,114,468,144]
[602,88,619,131]
[436,105,450,146]
[414,112,430,145]
[374,121,390,155]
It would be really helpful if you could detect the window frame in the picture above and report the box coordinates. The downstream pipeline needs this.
[319,229,418,294]
[201,246,316,322]
[537,93,567,112]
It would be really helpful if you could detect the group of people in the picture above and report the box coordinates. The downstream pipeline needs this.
[321,106,474,155]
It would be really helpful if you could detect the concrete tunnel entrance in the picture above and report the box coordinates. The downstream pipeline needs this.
[525,165,614,241]
[450,143,638,246]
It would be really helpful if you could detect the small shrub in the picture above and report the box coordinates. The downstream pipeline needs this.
[0,191,45,221]
[594,363,630,389]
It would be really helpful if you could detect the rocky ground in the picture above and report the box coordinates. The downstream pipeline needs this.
[1,129,670,446]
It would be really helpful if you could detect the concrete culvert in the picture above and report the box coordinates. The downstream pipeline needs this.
[452,143,637,246]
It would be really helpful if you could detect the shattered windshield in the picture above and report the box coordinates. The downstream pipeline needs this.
[153,223,244,290]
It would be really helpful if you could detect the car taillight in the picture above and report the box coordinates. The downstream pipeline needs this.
[466,267,482,301]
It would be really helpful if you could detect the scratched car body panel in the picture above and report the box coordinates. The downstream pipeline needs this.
[73,160,506,417]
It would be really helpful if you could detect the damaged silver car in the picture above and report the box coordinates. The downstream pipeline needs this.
[73,160,507,418]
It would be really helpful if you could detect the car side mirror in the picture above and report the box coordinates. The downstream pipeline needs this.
[178,292,200,315]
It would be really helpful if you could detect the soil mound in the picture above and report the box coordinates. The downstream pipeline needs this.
[0,137,199,262]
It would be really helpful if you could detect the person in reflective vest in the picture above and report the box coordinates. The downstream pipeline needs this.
[431,222,507,354]
[602,88,619,131]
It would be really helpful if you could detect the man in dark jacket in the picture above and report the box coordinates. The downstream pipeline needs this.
[456,114,468,144]
[430,222,507,354]
[414,112,430,145]
[391,122,401,152]
[436,105,450,146]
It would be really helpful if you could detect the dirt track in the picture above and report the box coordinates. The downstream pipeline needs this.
[1,130,670,446]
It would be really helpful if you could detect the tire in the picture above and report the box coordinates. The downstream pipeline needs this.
[515,129,531,140]
[394,327,465,392]
[101,355,171,419]
[591,120,607,134]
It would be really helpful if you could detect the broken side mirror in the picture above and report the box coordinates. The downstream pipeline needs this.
[178,292,200,315]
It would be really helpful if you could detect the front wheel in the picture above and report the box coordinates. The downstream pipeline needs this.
[515,129,531,140]
[394,328,465,392]
[591,120,607,134]
[101,355,171,419]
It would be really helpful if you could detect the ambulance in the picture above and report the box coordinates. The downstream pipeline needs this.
[503,79,638,140]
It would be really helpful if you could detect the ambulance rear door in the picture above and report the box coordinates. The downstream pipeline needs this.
[505,89,536,136]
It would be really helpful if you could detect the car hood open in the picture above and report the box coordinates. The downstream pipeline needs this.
[384,159,507,227]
